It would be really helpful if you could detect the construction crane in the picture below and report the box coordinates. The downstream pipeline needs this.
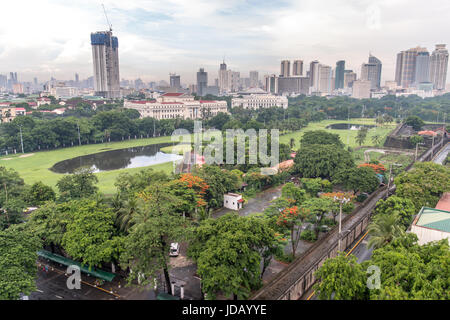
[102,4,112,32]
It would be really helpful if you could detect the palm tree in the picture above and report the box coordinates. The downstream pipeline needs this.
[355,127,368,146]
[289,138,296,150]
[367,213,405,249]
[115,197,140,233]
[371,134,381,146]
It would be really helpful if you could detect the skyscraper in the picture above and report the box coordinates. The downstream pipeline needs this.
[280,60,290,77]
[395,47,426,88]
[343,70,357,88]
[317,64,333,94]
[309,60,320,92]
[197,68,208,96]
[430,44,449,90]
[249,71,259,88]
[169,74,181,88]
[293,60,303,76]
[414,51,430,86]
[335,60,345,89]
[219,61,228,94]
[368,55,382,89]
[91,31,121,98]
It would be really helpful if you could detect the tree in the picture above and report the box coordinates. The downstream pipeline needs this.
[373,196,416,229]
[395,162,450,211]
[332,166,380,194]
[114,168,169,199]
[294,144,354,180]
[367,213,405,249]
[355,127,368,146]
[61,199,124,269]
[300,197,335,238]
[188,213,280,299]
[120,184,186,294]
[25,181,56,206]
[313,253,368,300]
[56,167,99,201]
[0,225,42,300]
[362,234,450,300]
[405,115,425,131]
[281,182,306,204]
[371,134,381,146]
[289,138,295,150]
[300,130,345,149]
[0,167,27,230]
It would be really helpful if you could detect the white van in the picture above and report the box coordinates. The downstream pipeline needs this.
[169,243,179,257]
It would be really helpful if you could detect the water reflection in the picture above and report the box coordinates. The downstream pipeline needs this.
[50,143,182,174]
[326,123,376,130]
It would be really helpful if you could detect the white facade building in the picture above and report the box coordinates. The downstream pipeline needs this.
[223,193,244,210]
[124,93,228,120]
[231,93,288,109]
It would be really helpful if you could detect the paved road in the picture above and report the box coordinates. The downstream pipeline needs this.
[432,142,450,165]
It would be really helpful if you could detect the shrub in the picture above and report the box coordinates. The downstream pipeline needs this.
[300,229,317,242]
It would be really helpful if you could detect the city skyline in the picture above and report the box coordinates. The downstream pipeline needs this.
[1,0,450,85]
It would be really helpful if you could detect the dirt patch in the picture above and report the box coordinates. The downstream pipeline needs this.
[0,158,13,161]
[19,153,35,158]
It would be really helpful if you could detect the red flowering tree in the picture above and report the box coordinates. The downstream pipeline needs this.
[357,163,386,174]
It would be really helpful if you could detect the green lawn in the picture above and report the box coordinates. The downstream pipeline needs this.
[0,135,181,196]
[280,118,396,149]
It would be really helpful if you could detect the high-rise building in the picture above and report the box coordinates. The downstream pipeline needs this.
[335,60,345,89]
[343,70,357,88]
[352,80,371,99]
[317,64,333,94]
[309,60,320,92]
[169,74,181,88]
[218,61,228,94]
[293,60,303,76]
[430,44,449,90]
[227,71,240,92]
[280,60,290,77]
[249,71,259,87]
[264,74,278,94]
[414,51,430,86]
[75,73,79,83]
[196,68,208,96]
[368,55,382,89]
[395,47,427,88]
[90,31,121,98]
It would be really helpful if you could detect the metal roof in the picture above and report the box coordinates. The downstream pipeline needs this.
[415,207,450,233]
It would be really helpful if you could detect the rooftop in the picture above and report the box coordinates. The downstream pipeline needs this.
[435,192,450,212]
[161,92,185,97]
[415,207,450,233]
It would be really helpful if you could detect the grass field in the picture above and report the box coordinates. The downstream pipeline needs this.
[280,118,396,149]
[0,135,181,196]
[0,118,396,196]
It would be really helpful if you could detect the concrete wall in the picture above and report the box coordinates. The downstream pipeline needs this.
[411,225,450,245]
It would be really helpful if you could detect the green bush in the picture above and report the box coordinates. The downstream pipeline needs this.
[356,193,368,203]
[300,229,317,242]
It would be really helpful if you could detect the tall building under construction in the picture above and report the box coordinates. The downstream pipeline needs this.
[90,31,121,99]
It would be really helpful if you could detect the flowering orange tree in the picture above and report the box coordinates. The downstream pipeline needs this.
[357,163,386,175]
[166,173,210,218]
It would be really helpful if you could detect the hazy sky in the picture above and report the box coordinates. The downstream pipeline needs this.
[1,0,449,85]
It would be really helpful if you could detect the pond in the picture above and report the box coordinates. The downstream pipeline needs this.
[326,123,376,130]
[50,143,183,174]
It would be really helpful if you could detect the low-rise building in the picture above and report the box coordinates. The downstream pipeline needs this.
[123,93,228,120]
[231,93,288,109]
[223,193,244,211]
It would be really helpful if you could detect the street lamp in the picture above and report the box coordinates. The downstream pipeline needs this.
[386,163,402,197]
[333,194,351,252]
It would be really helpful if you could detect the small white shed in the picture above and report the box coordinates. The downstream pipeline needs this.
[224,193,244,211]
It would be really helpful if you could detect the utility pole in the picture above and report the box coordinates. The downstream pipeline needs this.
[386,163,401,197]
[442,113,446,148]
[77,122,81,146]
[19,125,24,154]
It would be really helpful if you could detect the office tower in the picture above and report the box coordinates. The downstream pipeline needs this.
[277,76,310,95]
[335,60,345,89]
[197,68,208,96]
[90,30,121,99]
[317,64,333,94]
[75,73,79,83]
[280,60,290,77]
[293,60,303,76]
[430,44,449,90]
[368,55,382,88]
[264,74,278,94]
[309,60,320,92]
[219,61,228,94]
[0,75,7,88]
[395,47,426,88]
[414,51,430,86]
[33,77,38,86]
[249,71,259,87]
[169,74,181,88]
[343,70,357,88]
[227,71,240,92]
[352,80,371,99]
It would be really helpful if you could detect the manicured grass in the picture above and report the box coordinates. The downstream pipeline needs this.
[280,118,396,149]
[0,135,183,196]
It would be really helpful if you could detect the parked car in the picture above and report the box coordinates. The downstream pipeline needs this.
[169,243,179,257]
